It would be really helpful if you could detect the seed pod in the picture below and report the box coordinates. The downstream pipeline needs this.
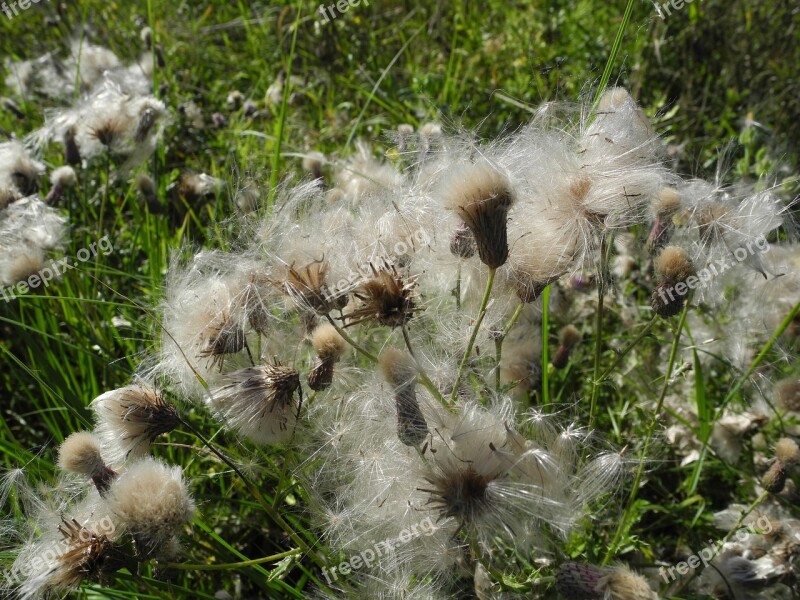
[645,188,681,254]
[441,160,514,269]
[555,562,605,600]
[379,348,428,447]
[762,461,787,494]
[308,324,348,391]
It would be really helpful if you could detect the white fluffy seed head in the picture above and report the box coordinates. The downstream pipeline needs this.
[776,438,800,467]
[378,348,418,388]
[654,187,681,217]
[597,564,658,600]
[2,250,45,286]
[57,432,106,476]
[50,166,77,189]
[209,364,301,445]
[91,384,180,465]
[106,457,194,558]
[311,323,348,361]
[654,246,695,282]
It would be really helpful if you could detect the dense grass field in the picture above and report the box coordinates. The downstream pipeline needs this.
[1,1,799,599]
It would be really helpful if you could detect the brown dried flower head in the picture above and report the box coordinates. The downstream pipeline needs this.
[92,384,181,463]
[52,519,118,591]
[346,262,419,328]
[284,258,342,314]
[198,314,246,367]
[442,160,514,269]
[308,323,348,391]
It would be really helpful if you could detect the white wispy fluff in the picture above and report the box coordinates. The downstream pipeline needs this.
[208,363,301,445]
[91,382,181,465]
[5,39,152,100]
[0,141,44,203]
[305,387,626,590]
[104,457,194,559]
[28,79,168,170]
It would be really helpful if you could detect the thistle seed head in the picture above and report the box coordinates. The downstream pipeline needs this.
[441,160,514,269]
[379,348,428,447]
[346,262,418,328]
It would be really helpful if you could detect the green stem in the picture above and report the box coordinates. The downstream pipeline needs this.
[450,268,496,404]
[165,548,301,571]
[324,314,377,362]
[689,299,800,494]
[593,0,636,105]
[179,419,326,572]
[267,7,301,209]
[603,300,690,564]
[596,318,657,384]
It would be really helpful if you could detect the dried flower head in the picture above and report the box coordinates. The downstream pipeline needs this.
[379,348,428,447]
[57,432,117,493]
[302,151,326,182]
[654,246,695,282]
[346,262,418,328]
[91,384,181,464]
[308,323,348,391]
[105,457,194,559]
[597,564,658,600]
[209,362,301,444]
[64,126,81,166]
[441,160,514,269]
[762,461,788,494]
[284,258,341,314]
[198,314,247,368]
[49,519,118,591]
[775,377,800,412]
[89,117,127,150]
[651,246,696,317]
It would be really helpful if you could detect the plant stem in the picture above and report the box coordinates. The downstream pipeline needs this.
[179,419,327,572]
[165,548,301,571]
[450,268,496,404]
[324,314,377,362]
[596,317,657,384]
[689,298,800,494]
[603,300,690,564]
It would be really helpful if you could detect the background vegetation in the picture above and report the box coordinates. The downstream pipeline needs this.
[0,0,798,598]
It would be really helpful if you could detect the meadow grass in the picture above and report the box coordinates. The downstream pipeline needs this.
[0,1,798,598]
